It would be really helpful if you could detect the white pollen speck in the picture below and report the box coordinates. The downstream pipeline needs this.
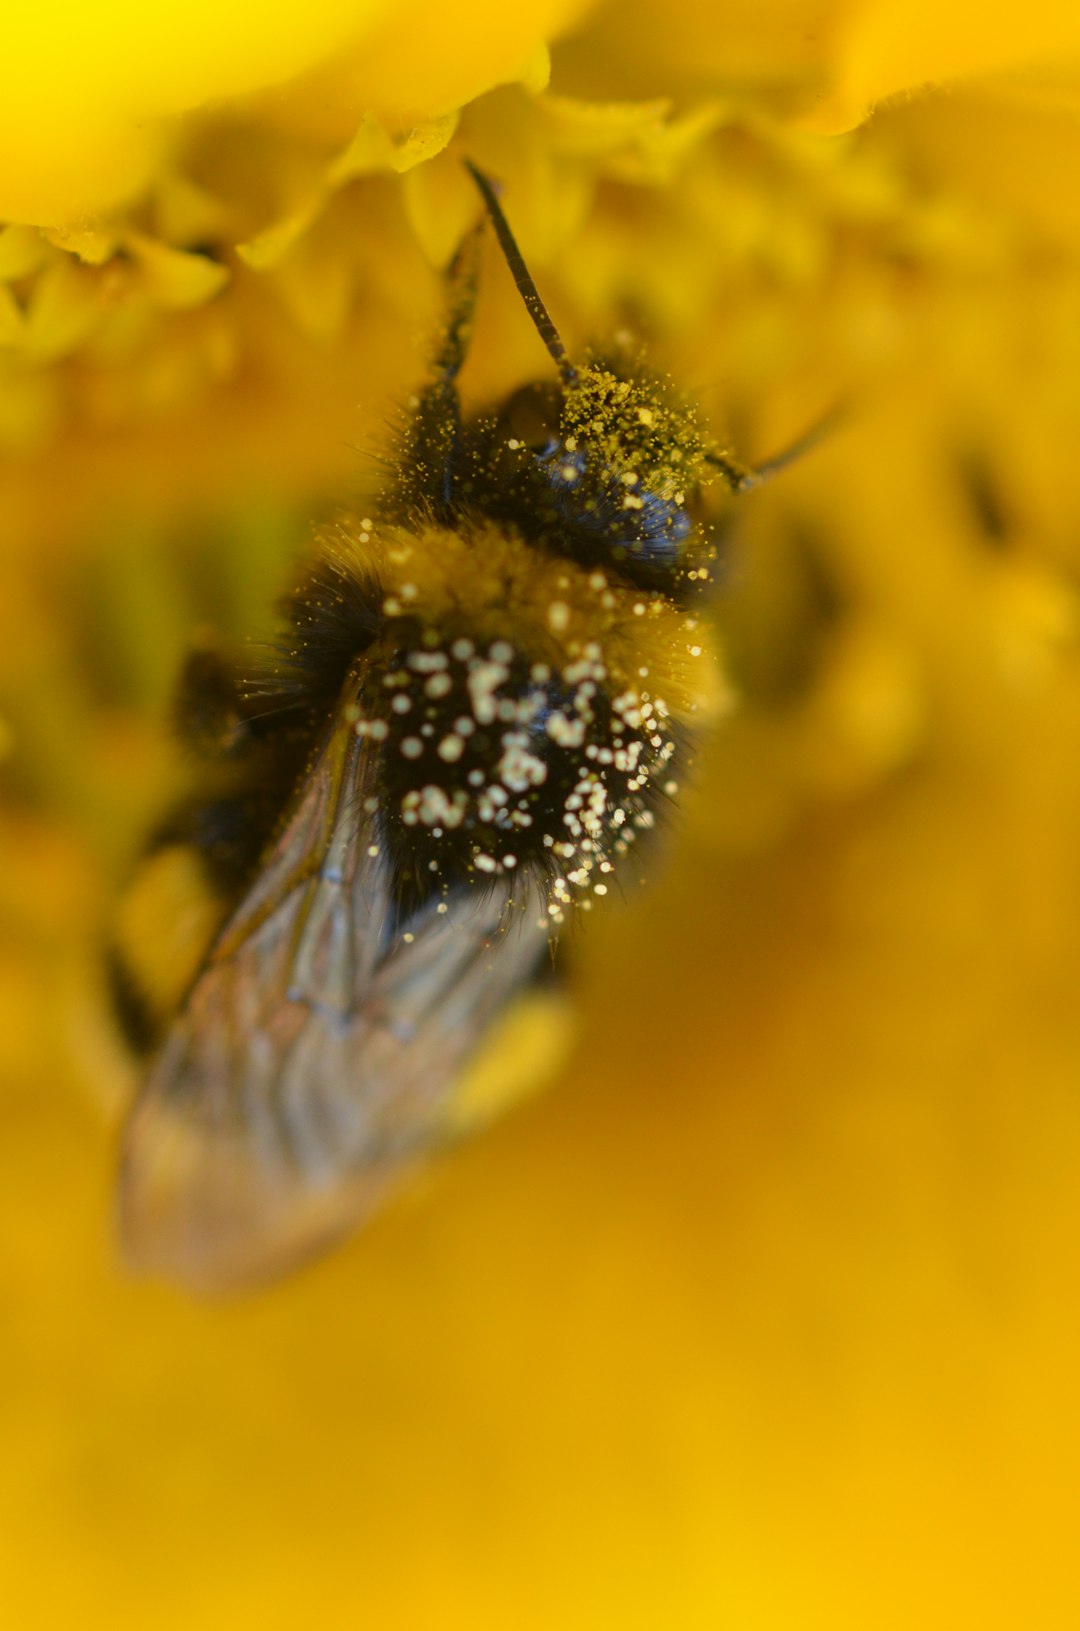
[632,602,646,616]
[437,902,448,914]
[367,844,380,857]
[383,598,401,616]
[392,695,412,714]
[417,785,465,828]
[438,734,465,762]
[473,853,497,874]
[489,641,514,664]
[408,650,448,673]
[401,737,423,759]
[497,734,548,791]
[361,517,373,529]
[594,883,608,896]
[689,644,703,657]
[548,601,570,635]
[546,711,586,749]
[403,932,415,944]
[451,638,474,661]
[425,673,452,698]
[467,660,508,725]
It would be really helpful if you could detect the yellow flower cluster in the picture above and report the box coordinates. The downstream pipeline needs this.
[5,3,1080,1626]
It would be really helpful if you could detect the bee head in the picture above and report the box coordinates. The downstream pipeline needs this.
[465,164,717,596]
[494,355,713,591]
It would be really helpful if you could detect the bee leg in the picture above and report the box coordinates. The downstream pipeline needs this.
[172,636,251,760]
[106,941,161,1055]
[434,220,483,385]
[399,223,483,518]
[111,835,234,1053]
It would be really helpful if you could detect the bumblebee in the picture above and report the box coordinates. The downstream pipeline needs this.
[112,164,787,1292]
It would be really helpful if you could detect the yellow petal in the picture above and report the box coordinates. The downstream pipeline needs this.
[0,226,52,282]
[0,282,23,347]
[125,236,231,313]
[22,257,104,361]
[0,2,591,226]
[810,0,1080,130]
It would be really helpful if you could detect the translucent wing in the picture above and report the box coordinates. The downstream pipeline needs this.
[118,689,548,1292]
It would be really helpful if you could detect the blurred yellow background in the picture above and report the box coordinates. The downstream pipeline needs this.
[5,2,1080,1625]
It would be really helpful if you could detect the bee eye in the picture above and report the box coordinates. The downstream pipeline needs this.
[503,382,563,454]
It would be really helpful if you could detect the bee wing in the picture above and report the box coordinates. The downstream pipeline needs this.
[118,699,547,1293]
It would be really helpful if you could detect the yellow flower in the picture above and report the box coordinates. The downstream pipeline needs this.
[5,4,1080,1627]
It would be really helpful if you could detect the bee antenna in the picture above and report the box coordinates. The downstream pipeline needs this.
[464,160,576,386]
[706,403,846,493]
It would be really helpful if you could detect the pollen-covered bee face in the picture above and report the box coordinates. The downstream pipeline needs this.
[471,360,715,596]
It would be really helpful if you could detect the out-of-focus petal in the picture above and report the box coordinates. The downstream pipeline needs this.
[810,0,1080,131]
[0,1,593,225]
